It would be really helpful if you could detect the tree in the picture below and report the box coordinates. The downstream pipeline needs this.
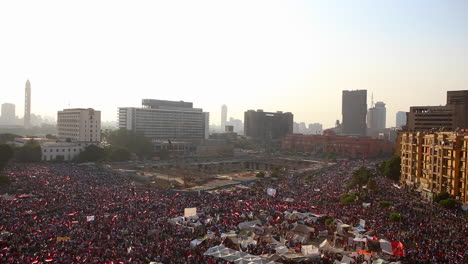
[0,144,14,170]
[348,166,372,188]
[78,145,106,162]
[341,194,356,205]
[434,191,450,203]
[108,147,131,161]
[105,129,153,158]
[15,140,42,162]
[367,178,377,192]
[379,200,391,208]
[439,198,458,209]
[389,213,401,222]
[383,155,401,181]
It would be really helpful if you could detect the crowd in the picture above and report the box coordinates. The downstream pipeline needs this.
[0,160,466,264]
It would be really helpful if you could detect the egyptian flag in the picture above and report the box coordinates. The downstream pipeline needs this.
[391,241,405,256]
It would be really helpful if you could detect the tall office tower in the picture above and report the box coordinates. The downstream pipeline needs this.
[342,90,367,136]
[24,80,31,128]
[368,101,387,130]
[1,103,16,125]
[244,109,293,141]
[57,108,101,142]
[118,99,209,142]
[396,111,407,128]
[221,104,227,131]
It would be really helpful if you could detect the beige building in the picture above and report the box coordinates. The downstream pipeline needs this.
[399,131,468,203]
[406,90,468,131]
[57,108,101,142]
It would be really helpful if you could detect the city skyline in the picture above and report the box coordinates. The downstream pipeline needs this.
[1,0,467,128]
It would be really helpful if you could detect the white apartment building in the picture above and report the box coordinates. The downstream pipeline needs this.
[118,99,209,143]
[41,142,92,161]
[57,108,101,142]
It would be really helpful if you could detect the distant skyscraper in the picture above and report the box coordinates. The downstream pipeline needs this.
[24,80,31,128]
[1,103,16,125]
[396,111,407,128]
[221,104,227,131]
[342,90,367,136]
[244,109,293,141]
[368,101,386,130]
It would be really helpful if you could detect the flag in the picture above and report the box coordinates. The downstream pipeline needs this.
[391,241,405,256]
[86,215,95,222]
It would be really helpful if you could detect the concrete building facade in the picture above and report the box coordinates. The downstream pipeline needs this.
[342,90,367,136]
[406,90,468,131]
[244,110,293,141]
[118,99,209,143]
[282,133,394,158]
[1,103,16,125]
[41,142,90,161]
[57,108,101,142]
[399,131,468,203]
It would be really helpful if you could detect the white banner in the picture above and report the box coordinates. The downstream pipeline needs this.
[184,207,197,217]
[86,215,95,222]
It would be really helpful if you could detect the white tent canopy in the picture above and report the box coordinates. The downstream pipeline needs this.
[204,245,280,264]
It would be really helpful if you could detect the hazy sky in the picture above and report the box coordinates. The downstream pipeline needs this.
[1,0,467,128]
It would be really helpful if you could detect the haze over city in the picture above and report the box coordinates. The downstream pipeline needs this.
[1,0,467,128]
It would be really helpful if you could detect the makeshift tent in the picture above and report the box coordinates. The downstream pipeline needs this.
[379,239,393,255]
[319,239,345,253]
[204,245,280,264]
[190,238,205,248]
[238,220,262,231]
[367,240,381,252]
[301,245,319,256]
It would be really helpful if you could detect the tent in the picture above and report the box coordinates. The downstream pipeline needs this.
[190,238,205,248]
[301,245,319,256]
[204,245,280,264]
[319,239,345,254]
[238,220,262,231]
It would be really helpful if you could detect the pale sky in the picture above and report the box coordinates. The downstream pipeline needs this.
[1,0,467,128]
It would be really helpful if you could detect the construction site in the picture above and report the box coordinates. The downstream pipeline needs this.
[107,157,330,191]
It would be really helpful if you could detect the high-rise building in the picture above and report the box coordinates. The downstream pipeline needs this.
[244,109,293,141]
[57,108,101,142]
[399,131,468,203]
[396,111,407,128]
[221,105,227,131]
[368,101,386,130]
[118,99,209,143]
[1,103,16,125]
[226,117,243,134]
[308,123,323,135]
[24,80,31,128]
[342,90,367,136]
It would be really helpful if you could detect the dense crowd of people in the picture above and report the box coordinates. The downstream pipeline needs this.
[0,160,466,263]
